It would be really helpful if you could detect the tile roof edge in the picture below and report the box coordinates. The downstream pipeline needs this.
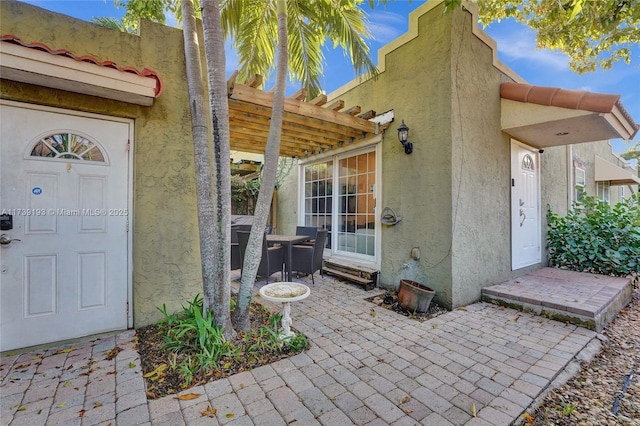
[501,82,638,137]
[1,34,163,98]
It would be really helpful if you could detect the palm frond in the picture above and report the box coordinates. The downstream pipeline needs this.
[92,16,136,34]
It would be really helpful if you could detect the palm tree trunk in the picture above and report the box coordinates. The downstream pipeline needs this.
[200,0,234,338]
[232,0,288,331]
[181,0,218,318]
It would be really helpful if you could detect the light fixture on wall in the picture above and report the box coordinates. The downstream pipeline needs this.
[397,120,413,154]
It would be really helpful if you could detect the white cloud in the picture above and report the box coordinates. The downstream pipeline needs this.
[488,28,569,71]
[368,11,407,44]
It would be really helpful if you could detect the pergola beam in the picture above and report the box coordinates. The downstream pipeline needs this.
[227,76,378,158]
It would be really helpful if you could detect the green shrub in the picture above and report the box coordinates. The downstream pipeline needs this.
[547,194,639,285]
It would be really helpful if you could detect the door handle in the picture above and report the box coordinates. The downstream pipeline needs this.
[0,234,21,245]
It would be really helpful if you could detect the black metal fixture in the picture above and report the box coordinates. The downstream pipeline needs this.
[397,120,413,154]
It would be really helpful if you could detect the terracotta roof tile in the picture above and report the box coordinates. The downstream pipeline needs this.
[1,34,163,97]
[501,82,638,137]
[501,82,620,114]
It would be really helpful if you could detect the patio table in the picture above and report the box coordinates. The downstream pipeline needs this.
[266,234,311,282]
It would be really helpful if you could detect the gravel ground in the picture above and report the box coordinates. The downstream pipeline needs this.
[529,288,640,425]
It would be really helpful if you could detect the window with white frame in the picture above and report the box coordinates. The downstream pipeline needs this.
[596,181,610,204]
[575,166,585,201]
[300,147,377,260]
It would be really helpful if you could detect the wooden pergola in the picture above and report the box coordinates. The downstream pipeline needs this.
[227,73,380,159]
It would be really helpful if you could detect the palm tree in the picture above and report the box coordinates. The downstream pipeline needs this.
[181,0,234,336]
[121,0,386,334]
[231,0,289,330]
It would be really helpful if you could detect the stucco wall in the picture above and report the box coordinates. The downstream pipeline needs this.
[1,2,203,327]
[447,10,513,308]
[278,4,456,305]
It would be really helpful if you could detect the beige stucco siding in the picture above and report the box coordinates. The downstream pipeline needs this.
[1,2,203,327]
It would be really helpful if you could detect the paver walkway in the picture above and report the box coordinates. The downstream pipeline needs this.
[1,275,598,425]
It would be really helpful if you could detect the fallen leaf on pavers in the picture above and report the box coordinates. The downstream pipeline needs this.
[54,348,74,355]
[225,413,235,419]
[400,396,410,404]
[78,409,86,417]
[432,323,439,329]
[57,401,67,408]
[370,308,377,317]
[32,355,42,361]
[500,306,506,310]
[512,315,520,322]
[456,307,468,311]
[404,409,413,414]
[146,391,158,400]
[470,403,477,417]
[107,371,116,375]
[522,413,534,425]
[63,380,72,387]
[176,393,202,401]
[128,362,136,368]
[200,406,216,417]
[143,363,167,380]
[15,363,31,369]
[93,402,103,408]
[104,346,122,361]
[16,406,26,412]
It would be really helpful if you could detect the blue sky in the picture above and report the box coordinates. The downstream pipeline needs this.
[18,0,640,157]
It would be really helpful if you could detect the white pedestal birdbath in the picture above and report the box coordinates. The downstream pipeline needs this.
[259,282,310,340]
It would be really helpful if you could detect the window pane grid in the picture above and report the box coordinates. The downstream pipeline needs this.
[303,161,333,248]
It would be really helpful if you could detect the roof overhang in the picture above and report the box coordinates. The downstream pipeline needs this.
[227,73,380,158]
[1,35,163,106]
[595,156,640,186]
[501,83,639,149]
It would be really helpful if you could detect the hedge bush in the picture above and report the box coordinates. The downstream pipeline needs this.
[547,193,639,285]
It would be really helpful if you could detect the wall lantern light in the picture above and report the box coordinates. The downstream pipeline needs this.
[397,120,413,154]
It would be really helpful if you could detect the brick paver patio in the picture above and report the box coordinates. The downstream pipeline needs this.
[1,274,599,425]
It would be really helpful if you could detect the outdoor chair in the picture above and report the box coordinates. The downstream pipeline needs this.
[295,226,318,247]
[237,230,284,283]
[231,224,252,270]
[289,229,328,284]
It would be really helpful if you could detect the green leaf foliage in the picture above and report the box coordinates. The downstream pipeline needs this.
[119,0,384,99]
[547,194,640,285]
[444,0,640,73]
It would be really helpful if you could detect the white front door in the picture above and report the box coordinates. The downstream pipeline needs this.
[511,141,541,270]
[1,102,131,351]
